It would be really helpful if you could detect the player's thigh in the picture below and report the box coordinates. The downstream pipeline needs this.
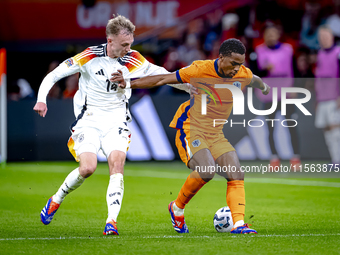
[189,148,216,170]
[175,129,192,167]
[215,151,243,181]
[188,148,216,181]
[72,127,101,158]
[175,129,209,167]
[101,127,130,161]
[209,132,235,162]
[79,152,98,177]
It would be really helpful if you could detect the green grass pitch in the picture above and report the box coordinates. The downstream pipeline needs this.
[0,161,339,254]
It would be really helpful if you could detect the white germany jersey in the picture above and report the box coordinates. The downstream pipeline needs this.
[37,44,187,123]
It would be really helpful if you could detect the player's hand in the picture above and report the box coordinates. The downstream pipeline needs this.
[185,83,198,99]
[262,83,270,95]
[33,102,48,117]
[110,70,126,88]
[186,83,198,95]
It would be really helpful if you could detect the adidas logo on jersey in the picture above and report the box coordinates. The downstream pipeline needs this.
[95,69,104,76]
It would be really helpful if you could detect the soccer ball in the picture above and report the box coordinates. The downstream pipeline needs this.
[213,206,233,232]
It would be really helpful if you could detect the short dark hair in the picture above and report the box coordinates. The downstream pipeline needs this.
[219,39,246,57]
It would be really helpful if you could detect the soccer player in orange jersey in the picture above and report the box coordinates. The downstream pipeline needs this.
[113,38,270,234]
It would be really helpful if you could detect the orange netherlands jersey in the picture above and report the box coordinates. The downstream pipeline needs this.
[169,59,253,132]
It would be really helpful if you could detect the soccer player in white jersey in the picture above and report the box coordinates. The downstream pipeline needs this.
[34,14,190,235]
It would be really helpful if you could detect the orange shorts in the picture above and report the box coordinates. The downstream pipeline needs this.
[175,129,235,166]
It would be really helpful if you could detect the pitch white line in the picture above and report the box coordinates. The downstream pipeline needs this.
[1,233,339,241]
[8,164,340,188]
[233,233,340,238]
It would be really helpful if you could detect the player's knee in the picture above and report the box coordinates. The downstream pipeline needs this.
[113,160,125,170]
[108,151,126,174]
[79,163,97,178]
[227,167,244,181]
[197,167,216,182]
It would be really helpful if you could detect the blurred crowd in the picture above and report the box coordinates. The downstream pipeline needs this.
[157,0,340,83]
[8,0,340,99]
[8,60,79,101]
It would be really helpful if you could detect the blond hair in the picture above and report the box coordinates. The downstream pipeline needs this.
[106,14,135,37]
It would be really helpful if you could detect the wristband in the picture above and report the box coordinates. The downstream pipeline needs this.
[125,79,131,89]
[261,83,268,92]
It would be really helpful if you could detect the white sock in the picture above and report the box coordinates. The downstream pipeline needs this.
[53,168,85,204]
[106,173,124,223]
[173,202,184,216]
[234,220,245,228]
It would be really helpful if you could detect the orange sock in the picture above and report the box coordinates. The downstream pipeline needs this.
[175,171,207,209]
[227,180,245,224]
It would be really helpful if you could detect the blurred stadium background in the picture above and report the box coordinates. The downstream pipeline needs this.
[1,0,339,163]
[1,1,340,254]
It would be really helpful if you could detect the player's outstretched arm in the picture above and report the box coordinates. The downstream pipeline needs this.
[131,73,179,88]
[112,70,198,94]
[249,74,270,95]
[113,72,178,89]
[33,58,80,117]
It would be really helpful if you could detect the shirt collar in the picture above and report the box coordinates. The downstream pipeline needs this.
[104,44,108,57]
[214,58,230,78]
[267,42,282,50]
[214,58,236,79]
[323,44,336,52]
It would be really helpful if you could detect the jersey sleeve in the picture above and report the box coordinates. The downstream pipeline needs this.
[73,47,99,68]
[144,63,170,76]
[176,62,201,83]
[120,51,191,93]
[36,56,80,104]
[118,51,153,79]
